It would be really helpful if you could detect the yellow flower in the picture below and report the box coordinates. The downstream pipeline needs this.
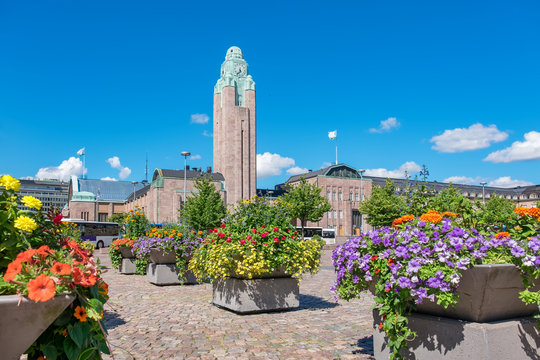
[14,215,38,232]
[0,175,20,191]
[21,196,42,210]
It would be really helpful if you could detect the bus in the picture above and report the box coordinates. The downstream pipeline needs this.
[295,227,336,244]
[62,219,120,249]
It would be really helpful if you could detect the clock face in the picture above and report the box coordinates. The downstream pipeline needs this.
[234,64,246,76]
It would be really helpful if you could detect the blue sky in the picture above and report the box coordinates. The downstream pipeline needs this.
[1,1,539,189]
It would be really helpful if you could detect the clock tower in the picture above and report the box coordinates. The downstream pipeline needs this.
[213,46,256,206]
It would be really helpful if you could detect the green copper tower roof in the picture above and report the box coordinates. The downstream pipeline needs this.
[214,46,255,106]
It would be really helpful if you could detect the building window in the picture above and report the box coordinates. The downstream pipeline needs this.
[339,210,343,219]
[327,191,331,200]
[333,210,337,219]
[338,192,342,201]
[332,192,336,200]
[531,194,538,199]
[349,192,353,201]
[355,193,359,201]
[98,213,108,222]
[520,195,527,199]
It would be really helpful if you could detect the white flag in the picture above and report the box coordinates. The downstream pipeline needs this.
[77,147,85,157]
[328,130,337,140]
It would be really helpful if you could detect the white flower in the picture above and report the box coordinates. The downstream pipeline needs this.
[522,255,535,267]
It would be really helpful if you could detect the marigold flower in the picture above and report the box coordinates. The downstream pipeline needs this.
[21,196,42,210]
[198,231,203,235]
[74,305,88,322]
[14,215,38,232]
[0,175,20,191]
[3,260,22,281]
[392,215,414,227]
[27,274,56,302]
[441,211,458,217]
[50,262,71,275]
[419,210,443,224]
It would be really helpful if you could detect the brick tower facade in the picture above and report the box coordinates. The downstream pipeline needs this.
[213,46,256,206]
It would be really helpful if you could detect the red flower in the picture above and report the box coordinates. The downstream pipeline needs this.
[251,228,257,233]
[273,238,279,244]
[53,213,63,225]
[3,260,22,281]
[261,224,266,228]
[292,236,296,239]
[375,268,380,274]
[371,255,378,261]
[240,240,246,245]
[218,233,225,238]
[379,322,383,330]
[27,274,56,302]
[246,235,252,241]
[16,249,38,263]
[220,224,226,228]
[261,231,269,238]
[251,240,257,245]
[388,258,395,265]
[385,287,391,293]
[226,238,231,243]
[50,262,71,275]
[273,228,279,232]
[281,235,286,240]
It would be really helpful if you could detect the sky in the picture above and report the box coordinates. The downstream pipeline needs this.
[1,1,539,190]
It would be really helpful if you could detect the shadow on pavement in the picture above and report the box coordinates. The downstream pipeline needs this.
[298,294,339,311]
[352,335,374,356]
[104,310,127,330]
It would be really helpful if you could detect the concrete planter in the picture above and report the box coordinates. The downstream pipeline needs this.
[212,276,299,314]
[416,264,540,322]
[146,263,198,285]
[148,248,176,264]
[118,246,134,258]
[230,266,290,279]
[0,294,75,360]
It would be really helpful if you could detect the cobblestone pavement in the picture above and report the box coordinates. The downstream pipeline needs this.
[97,248,375,360]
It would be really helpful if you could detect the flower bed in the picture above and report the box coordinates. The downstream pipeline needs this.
[189,223,324,281]
[332,209,540,359]
[0,175,110,359]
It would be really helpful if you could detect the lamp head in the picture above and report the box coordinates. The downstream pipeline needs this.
[181,151,191,157]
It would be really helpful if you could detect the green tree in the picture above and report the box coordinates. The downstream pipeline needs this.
[431,184,473,214]
[108,212,127,225]
[281,177,331,239]
[179,176,226,231]
[477,194,516,230]
[360,179,408,227]
[403,165,437,216]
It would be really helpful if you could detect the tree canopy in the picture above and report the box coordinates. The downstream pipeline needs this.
[360,179,408,227]
[179,176,226,231]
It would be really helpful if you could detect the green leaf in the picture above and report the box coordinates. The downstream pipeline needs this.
[78,347,96,360]
[86,298,104,320]
[41,344,58,360]
[68,322,89,348]
[97,340,111,355]
[63,337,81,360]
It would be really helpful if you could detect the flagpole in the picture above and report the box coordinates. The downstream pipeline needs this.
[335,142,338,165]
[83,153,86,179]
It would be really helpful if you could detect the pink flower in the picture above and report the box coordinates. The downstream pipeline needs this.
[53,213,63,225]
[273,238,279,243]
[261,224,266,228]
[261,231,269,238]
[220,224,226,228]
[226,238,231,243]
[292,236,297,239]
[273,228,279,232]
[281,235,286,240]
[240,240,246,245]
[251,240,257,245]
[251,228,257,234]
[246,235,252,240]
[218,233,225,238]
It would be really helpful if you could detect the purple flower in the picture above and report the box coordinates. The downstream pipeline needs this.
[418,220,426,227]
[352,275,360,284]
[511,246,525,258]
[395,245,410,258]
[397,276,412,289]
[427,277,441,289]
[407,259,422,274]
[412,288,427,304]
[528,237,540,252]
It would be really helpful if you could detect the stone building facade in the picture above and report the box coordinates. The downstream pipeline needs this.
[213,46,256,206]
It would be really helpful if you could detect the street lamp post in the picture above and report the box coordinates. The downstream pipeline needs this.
[131,181,138,210]
[359,169,366,233]
[480,181,487,205]
[181,151,191,209]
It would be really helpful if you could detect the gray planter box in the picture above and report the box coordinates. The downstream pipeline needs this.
[118,246,134,258]
[146,263,198,285]
[416,264,540,322]
[148,248,176,264]
[373,310,540,360]
[0,294,75,360]
[212,277,299,314]
[119,257,136,274]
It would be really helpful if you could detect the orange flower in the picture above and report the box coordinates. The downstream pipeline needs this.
[62,329,68,336]
[37,356,47,360]
[392,215,414,227]
[27,274,56,302]
[198,231,203,235]
[36,245,53,257]
[50,262,71,275]
[420,210,443,224]
[16,249,38,263]
[3,260,22,281]
[495,232,510,239]
[379,322,383,330]
[72,267,97,287]
[98,281,109,296]
[441,211,458,217]
[74,305,88,322]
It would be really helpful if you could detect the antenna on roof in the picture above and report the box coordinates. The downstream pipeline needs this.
[145,153,148,182]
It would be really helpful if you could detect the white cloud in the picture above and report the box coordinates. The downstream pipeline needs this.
[35,157,86,181]
[191,113,209,124]
[286,166,309,176]
[488,176,534,188]
[321,162,333,169]
[430,123,508,153]
[202,130,213,137]
[369,117,400,133]
[257,152,295,179]
[443,176,485,185]
[190,154,201,160]
[484,131,540,163]
[364,161,422,178]
[106,156,131,180]
[100,177,118,181]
